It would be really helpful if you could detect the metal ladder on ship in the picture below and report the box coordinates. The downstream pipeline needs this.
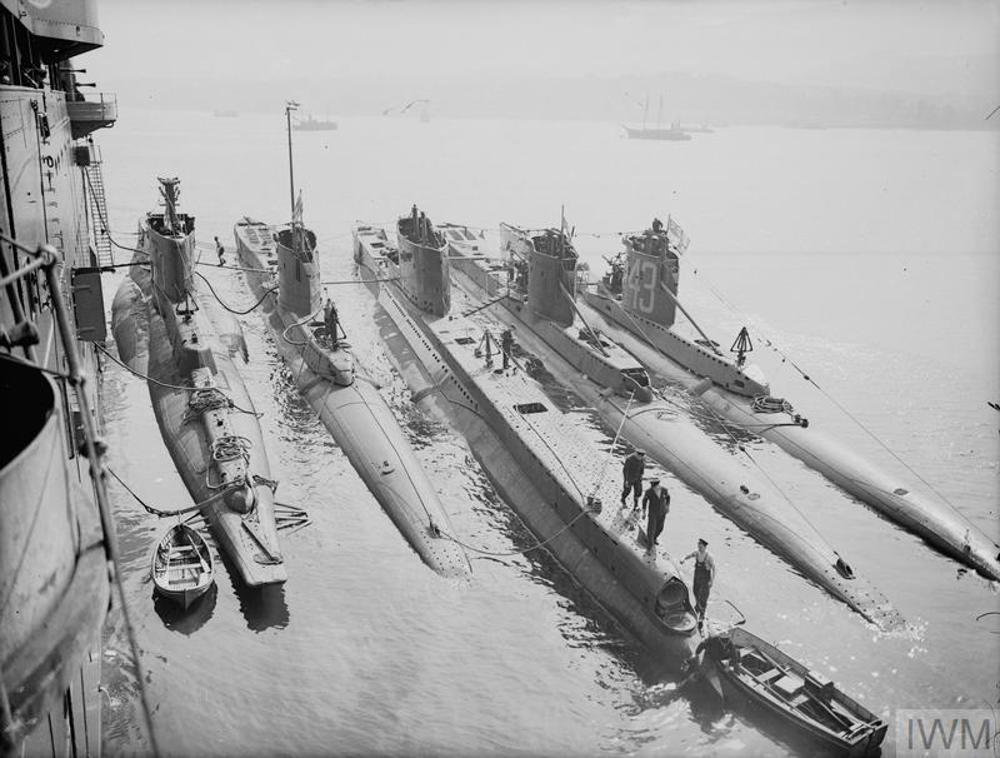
[84,146,114,268]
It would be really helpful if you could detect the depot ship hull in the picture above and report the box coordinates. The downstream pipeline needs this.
[1,1,117,751]
[446,232,903,631]
[233,218,470,577]
[355,223,701,669]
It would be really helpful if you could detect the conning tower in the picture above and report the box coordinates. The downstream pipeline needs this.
[526,229,577,327]
[146,177,196,303]
[276,224,321,318]
[397,206,450,316]
[621,225,679,328]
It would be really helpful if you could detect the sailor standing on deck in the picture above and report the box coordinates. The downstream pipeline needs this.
[641,478,670,548]
[323,297,340,348]
[501,328,514,370]
[681,539,715,626]
[214,236,225,266]
[621,449,646,508]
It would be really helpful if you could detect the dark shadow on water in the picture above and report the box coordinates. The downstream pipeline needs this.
[234,577,290,632]
[152,582,218,634]
[213,548,292,631]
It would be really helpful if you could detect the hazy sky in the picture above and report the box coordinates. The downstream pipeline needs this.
[89,1,998,97]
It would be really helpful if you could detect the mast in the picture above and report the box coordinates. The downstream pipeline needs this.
[285,100,298,227]
[657,95,664,129]
[285,101,297,222]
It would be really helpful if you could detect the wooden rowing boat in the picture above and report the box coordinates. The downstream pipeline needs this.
[699,627,887,756]
[151,523,215,610]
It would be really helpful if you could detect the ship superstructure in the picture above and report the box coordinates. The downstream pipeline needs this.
[1,1,120,752]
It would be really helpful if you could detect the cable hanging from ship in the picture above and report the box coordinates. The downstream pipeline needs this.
[94,343,262,417]
[194,268,277,315]
[107,466,278,518]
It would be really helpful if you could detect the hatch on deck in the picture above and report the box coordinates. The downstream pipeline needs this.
[514,402,547,414]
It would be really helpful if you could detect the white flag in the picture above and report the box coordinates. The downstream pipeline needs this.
[666,215,690,255]
[293,191,304,224]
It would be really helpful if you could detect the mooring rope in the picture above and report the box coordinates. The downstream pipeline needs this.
[94,344,261,418]
[434,500,601,558]
[194,269,277,315]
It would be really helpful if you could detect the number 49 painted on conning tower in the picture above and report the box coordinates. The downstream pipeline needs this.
[624,257,658,314]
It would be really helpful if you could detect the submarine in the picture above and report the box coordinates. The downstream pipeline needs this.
[443,221,903,630]
[353,208,701,670]
[233,216,471,577]
[111,177,286,586]
[578,219,1000,581]
[224,103,469,577]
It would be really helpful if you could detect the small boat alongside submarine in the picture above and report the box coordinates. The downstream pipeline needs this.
[444,221,903,630]
[698,627,888,756]
[151,522,215,609]
[353,210,701,669]
[579,218,1000,581]
[111,177,286,586]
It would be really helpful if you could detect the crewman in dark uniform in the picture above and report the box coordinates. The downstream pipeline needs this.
[681,538,716,626]
[323,298,340,348]
[609,260,624,293]
[215,236,225,266]
[501,328,514,370]
[651,217,664,233]
[621,449,646,508]
[641,478,670,548]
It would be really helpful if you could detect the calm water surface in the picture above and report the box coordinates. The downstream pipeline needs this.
[100,111,999,756]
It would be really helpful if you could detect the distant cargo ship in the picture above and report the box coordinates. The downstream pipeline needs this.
[294,114,338,131]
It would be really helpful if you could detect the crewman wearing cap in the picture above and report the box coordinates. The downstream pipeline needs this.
[641,478,670,548]
[621,449,646,508]
[682,538,716,626]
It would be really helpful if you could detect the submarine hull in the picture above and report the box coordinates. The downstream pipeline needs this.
[356,225,701,669]
[448,247,904,630]
[582,290,1000,581]
[235,220,470,577]
[111,255,286,586]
